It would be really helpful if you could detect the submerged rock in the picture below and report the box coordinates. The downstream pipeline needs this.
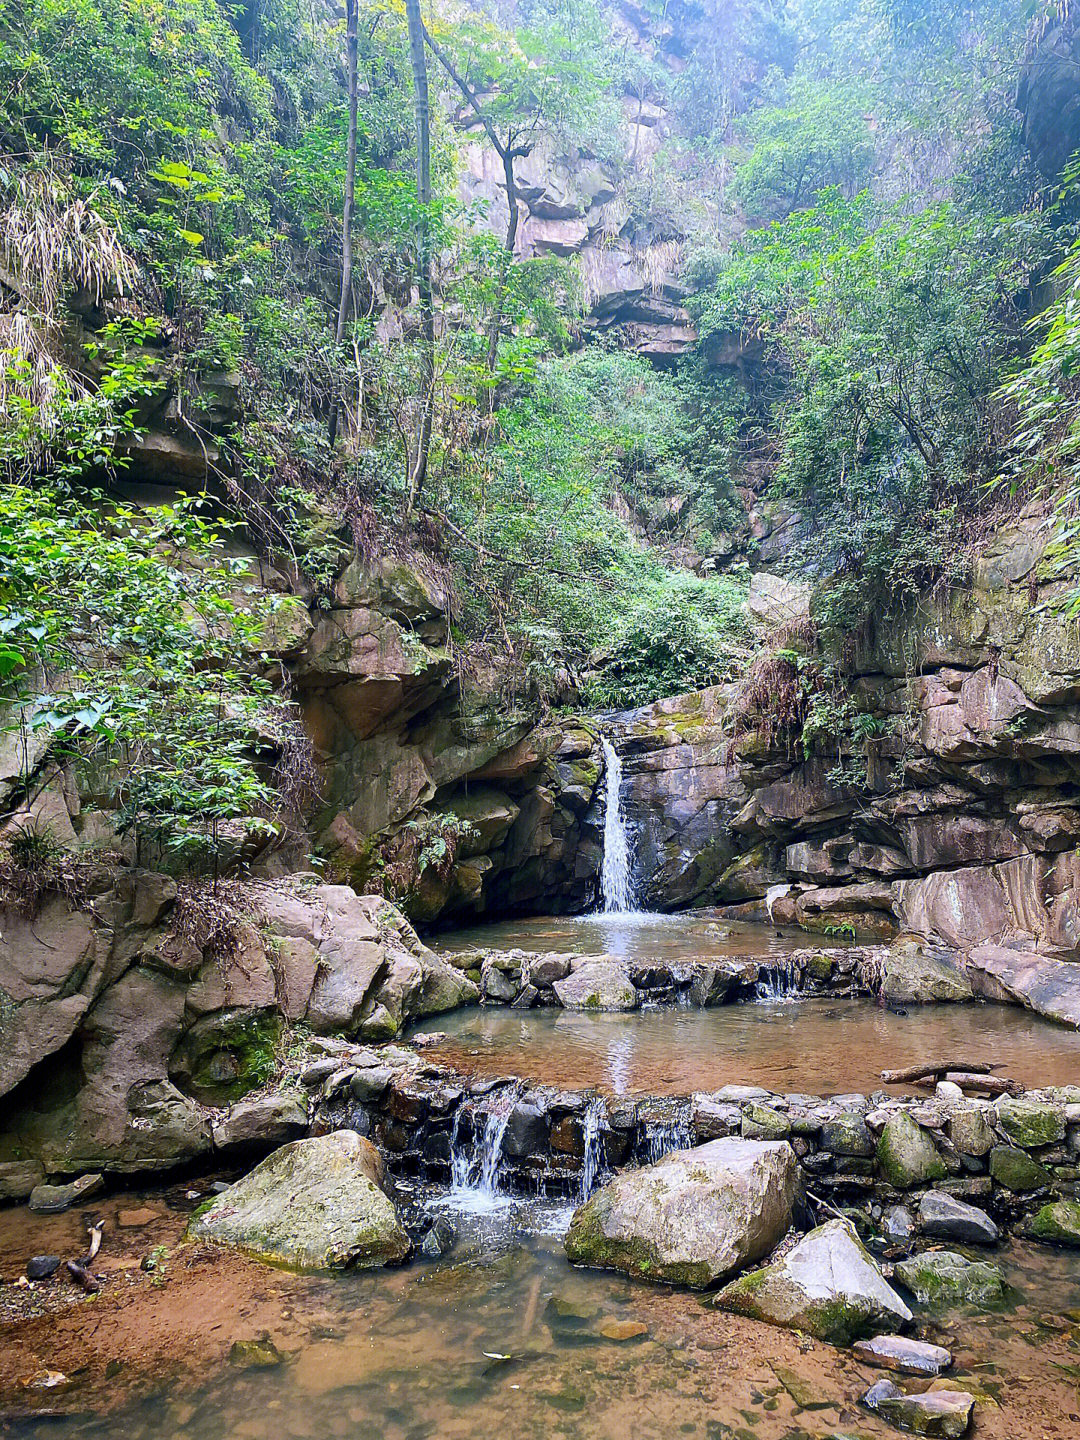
[186,1130,410,1271]
[876,1112,947,1189]
[715,1219,912,1344]
[893,1250,1005,1312]
[918,1191,999,1246]
[863,1379,973,1438]
[853,1334,953,1377]
[1025,1198,1080,1247]
[564,1137,796,1287]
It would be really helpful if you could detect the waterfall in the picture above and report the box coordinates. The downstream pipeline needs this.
[579,1097,606,1200]
[600,736,635,913]
[639,1103,692,1164]
[756,958,804,1000]
[449,1090,518,1201]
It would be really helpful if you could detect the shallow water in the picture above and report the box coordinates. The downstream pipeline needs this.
[413,997,1080,1095]
[429,912,818,964]
[4,1185,1080,1440]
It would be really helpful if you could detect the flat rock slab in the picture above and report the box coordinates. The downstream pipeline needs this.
[918,1191,999,1245]
[853,1335,953,1377]
[863,1379,974,1438]
[28,1174,104,1214]
[715,1219,912,1345]
[187,1130,410,1271]
[565,1137,796,1287]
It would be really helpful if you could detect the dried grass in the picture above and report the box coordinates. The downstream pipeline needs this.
[0,826,92,917]
[1,169,137,316]
[728,617,821,757]
[164,878,264,963]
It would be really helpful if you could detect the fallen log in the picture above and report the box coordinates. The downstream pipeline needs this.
[881,1060,998,1084]
[943,1071,1024,1097]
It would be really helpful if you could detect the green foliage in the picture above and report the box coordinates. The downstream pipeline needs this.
[0,484,300,870]
[732,78,877,218]
[692,190,1051,643]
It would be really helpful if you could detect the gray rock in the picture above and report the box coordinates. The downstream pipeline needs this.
[501,1100,549,1157]
[883,1204,915,1244]
[28,1173,104,1214]
[715,1219,912,1344]
[918,1191,998,1245]
[863,1379,973,1438]
[527,954,571,987]
[565,1137,797,1287]
[853,1335,953,1377]
[553,961,639,1012]
[420,1215,455,1258]
[946,1105,993,1158]
[211,1090,309,1151]
[350,1066,393,1103]
[894,1250,1005,1312]
[187,1130,410,1271]
[25,1255,61,1280]
[0,1159,45,1201]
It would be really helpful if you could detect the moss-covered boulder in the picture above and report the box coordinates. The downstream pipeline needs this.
[715,1219,912,1344]
[742,1104,791,1140]
[989,1144,1053,1193]
[893,1250,1005,1312]
[565,1137,797,1288]
[1025,1199,1080,1247]
[187,1130,411,1271]
[995,1094,1065,1149]
[877,1112,947,1189]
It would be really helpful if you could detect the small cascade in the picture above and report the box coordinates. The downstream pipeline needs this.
[599,736,636,914]
[639,1103,692,1164]
[579,1097,606,1200]
[448,1088,519,1202]
[756,957,804,1000]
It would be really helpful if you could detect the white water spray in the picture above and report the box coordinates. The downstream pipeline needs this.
[600,737,635,913]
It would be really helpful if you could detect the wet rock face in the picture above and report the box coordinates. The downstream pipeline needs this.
[715,1219,912,1344]
[893,1251,1005,1313]
[1019,10,1080,180]
[564,1137,797,1287]
[187,1130,411,1271]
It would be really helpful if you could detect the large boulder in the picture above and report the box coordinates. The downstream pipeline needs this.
[715,1219,913,1345]
[554,958,640,1012]
[187,1130,411,1271]
[564,1137,797,1288]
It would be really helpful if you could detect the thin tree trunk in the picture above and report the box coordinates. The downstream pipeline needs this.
[422,24,523,372]
[328,0,358,447]
[405,0,434,518]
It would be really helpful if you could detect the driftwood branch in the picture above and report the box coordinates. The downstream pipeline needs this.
[881,1060,998,1084]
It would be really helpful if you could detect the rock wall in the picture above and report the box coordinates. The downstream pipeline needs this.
[0,876,476,1194]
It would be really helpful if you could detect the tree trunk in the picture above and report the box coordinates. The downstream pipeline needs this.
[405,0,434,518]
[328,0,358,448]
[484,143,520,371]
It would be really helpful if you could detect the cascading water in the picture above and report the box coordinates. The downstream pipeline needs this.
[756,957,804,1000]
[448,1089,519,1206]
[599,736,635,914]
[579,1097,606,1200]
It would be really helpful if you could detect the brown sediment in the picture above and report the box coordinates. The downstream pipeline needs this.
[0,1187,1079,1440]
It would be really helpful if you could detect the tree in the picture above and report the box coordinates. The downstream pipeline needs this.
[328,0,358,447]
[423,7,603,369]
[404,0,434,517]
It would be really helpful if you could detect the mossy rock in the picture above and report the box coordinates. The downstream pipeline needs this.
[742,1104,791,1140]
[995,1095,1065,1149]
[877,1112,947,1189]
[169,1009,282,1105]
[893,1250,1005,1313]
[1025,1199,1080,1247]
[989,1144,1053,1193]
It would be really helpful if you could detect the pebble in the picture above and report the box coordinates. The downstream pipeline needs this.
[24,1255,61,1281]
